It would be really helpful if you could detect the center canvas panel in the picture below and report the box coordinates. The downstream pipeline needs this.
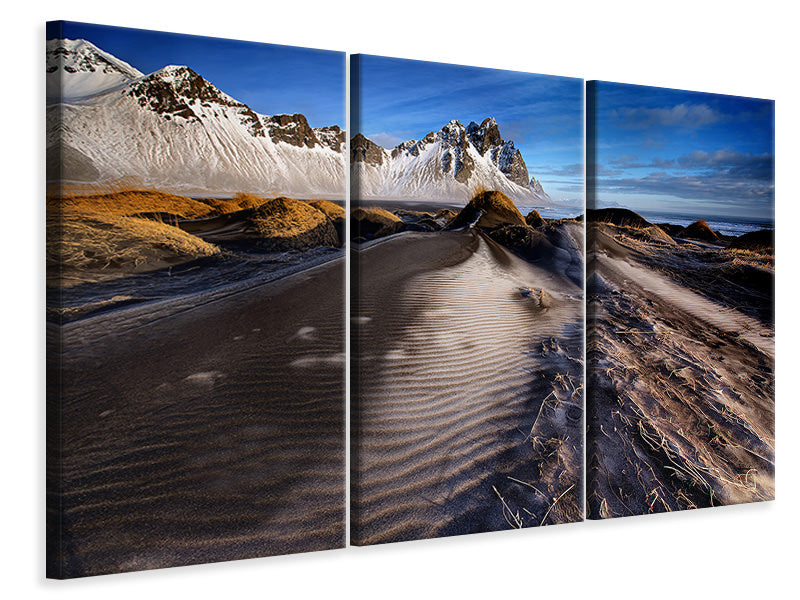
[350,55,585,544]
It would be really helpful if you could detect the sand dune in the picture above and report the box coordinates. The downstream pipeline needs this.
[588,222,774,517]
[48,258,345,577]
[352,229,584,545]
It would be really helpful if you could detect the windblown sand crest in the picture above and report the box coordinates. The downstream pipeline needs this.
[352,229,584,544]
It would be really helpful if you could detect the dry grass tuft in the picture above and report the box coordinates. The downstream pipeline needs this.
[48,207,219,286]
[231,197,340,249]
[231,192,271,211]
[309,199,345,221]
[52,186,218,220]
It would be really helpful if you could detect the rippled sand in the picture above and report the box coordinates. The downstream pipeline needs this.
[352,229,584,544]
[48,258,345,577]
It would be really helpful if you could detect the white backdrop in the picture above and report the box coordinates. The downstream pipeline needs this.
[5,1,797,597]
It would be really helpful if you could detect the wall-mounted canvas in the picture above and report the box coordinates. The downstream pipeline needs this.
[586,81,775,518]
[46,21,346,577]
[350,55,585,545]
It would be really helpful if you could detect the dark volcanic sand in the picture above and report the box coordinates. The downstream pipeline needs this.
[353,199,465,214]
[587,223,774,518]
[351,228,584,545]
[48,258,345,577]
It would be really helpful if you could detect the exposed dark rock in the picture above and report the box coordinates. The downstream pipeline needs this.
[467,117,503,154]
[127,66,240,123]
[267,114,319,148]
[530,177,546,196]
[351,133,386,166]
[497,143,530,187]
[316,126,346,151]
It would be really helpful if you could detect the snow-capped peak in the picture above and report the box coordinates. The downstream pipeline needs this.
[352,118,551,204]
[46,38,143,101]
[47,39,346,198]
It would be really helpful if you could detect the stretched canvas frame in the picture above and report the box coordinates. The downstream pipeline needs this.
[45,20,776,579]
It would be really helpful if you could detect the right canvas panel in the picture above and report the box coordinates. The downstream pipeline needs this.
[586,81,775,518]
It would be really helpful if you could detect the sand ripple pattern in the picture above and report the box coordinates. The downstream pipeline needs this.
[352,231,583,544]
[49,260,345,577]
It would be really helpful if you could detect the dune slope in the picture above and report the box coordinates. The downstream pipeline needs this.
[587,222,774,518]
[351,229,584,544]
[48,258,345,577]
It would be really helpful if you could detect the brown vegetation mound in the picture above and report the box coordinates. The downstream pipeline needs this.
[525,209,546,228]
[730,229,774,254]
[58,189,219,220]
[351,206,405,240]
[239,197,340,250]
[48,207,219,286]
[309,199,346,245]
[587,208,652,228]
[681,219,718,241]
[309,199,345,221]
[448,190,526,230]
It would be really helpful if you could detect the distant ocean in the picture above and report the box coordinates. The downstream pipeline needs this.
[635,210,774,237]
[358,199,771,238]
[517,204,583,221]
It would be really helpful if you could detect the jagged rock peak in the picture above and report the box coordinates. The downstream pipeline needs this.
[351,133,387,166]
[315,125,345,152]
[467,117,503,155]
[136,65,239,105]
[530,177,545,195]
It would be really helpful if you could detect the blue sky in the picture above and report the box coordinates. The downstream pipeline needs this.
[353,55,584,204]
[591,81,774,220]
[48,21,345,128]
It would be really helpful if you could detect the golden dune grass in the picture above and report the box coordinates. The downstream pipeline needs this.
[47,185,342,284]
[309,199,345,221]
[359,206,401,223]
[48,190,216,219]
[246,197,335,239]
[48,207,219,282]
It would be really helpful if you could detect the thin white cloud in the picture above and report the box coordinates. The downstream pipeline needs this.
[609,103,721,129]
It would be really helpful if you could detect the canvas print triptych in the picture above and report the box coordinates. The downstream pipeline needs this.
[46,21,775,578]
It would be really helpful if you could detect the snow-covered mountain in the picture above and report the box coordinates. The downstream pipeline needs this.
[351,117,551,204]
[46,39,345,198]
[46,38,144,102]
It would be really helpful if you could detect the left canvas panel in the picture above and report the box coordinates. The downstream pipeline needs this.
[46,21,347,578]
